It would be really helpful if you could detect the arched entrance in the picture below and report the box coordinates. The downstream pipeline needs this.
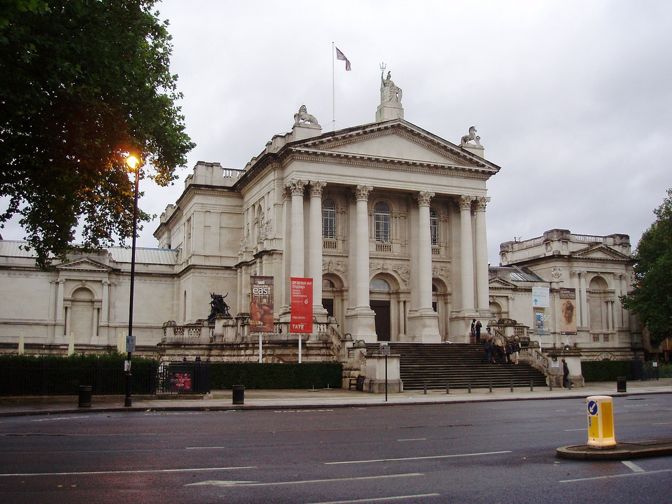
[370,276,395,341]
[71,287,95,344]
[322,273,345,330]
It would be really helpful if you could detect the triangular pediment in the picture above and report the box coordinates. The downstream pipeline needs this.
[294,120,500,174]
[573,244,630,261]
[489,277,517,289]
[57,258,112,272]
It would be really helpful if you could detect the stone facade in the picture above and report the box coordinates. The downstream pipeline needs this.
[491,229,641,360]
[0,89,642,365]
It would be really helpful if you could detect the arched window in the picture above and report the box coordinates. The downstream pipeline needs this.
[430,208,438,246]
[370,278,391,292]
[322,199,336,239]
[374,202,390,242]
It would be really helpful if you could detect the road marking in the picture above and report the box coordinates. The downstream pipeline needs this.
[0,466,256,478]
[186,472,423,488]
[560,468,672,483]
[397,438,427,442]
[622,460,645,473]
[186,446,228,450]
[652,422,672,425]
[273,409,335,413]
[306,493,441,503]
[325,450,511,465]
[31,416,89,422]
[563,428,586,432]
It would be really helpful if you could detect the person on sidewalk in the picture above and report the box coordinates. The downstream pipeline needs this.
[562,359,570,388]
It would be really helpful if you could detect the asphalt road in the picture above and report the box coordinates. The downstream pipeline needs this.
[1,395,671,503]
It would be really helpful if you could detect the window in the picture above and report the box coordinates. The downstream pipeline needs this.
[322,199,336,239]
[370,278,391,292]
[374,202,390,242]
[430,208,438,246]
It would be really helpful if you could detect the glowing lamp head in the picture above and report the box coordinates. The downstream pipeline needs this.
[125,154,140,171]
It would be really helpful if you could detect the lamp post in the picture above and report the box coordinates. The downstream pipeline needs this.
[125,154,140,408]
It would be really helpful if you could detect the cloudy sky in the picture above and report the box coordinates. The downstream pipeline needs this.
[5,0,672,264]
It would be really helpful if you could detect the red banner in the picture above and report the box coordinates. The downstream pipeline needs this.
[250,276,274,332]
[290,277,313,334]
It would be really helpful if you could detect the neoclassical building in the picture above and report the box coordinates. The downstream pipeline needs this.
[0,77,642,363]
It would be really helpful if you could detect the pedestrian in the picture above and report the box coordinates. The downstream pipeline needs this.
[562,359,570,388]
[470,319,476,343]
[484,338,493,364]
[475,320,482,343]
[511,337,520,365]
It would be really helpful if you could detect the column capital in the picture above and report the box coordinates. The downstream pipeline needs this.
[417,191,434,207]
[309,180,326,198]
[354,185,373,201]
[286,179,306,196]
[458,195,474,211]
[474,196,490,212]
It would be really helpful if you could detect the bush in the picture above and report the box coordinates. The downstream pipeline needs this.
[209,362,342,389]
[581,360,633,382]
[0,354,158,395]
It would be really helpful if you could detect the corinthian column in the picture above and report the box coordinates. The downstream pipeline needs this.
[287,179,306,277]
[417,191,434,310]
[345,185,377,342]
[354,185,372,308]
[406,191,440,343]
[459,196,475,313]
[474,197,490,314]
[309,181,326,316]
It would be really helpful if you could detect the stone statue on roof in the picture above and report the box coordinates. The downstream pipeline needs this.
[460,126,482,147]
[293,105,320,127]
[380,69,402,104]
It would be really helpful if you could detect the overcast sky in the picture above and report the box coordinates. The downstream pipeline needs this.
[4,0,671,264]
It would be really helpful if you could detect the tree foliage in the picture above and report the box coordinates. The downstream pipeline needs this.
[622,188,672,347]
[0,0,194,267]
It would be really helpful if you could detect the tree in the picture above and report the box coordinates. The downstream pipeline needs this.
[622,188,672,348]
[0,0,194,267]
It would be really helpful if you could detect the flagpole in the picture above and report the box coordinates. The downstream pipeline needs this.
[331,41,335,131]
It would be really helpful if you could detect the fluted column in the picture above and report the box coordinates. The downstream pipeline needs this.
[620,274,630,328]
[309,181,326,314]
[287,180,306,277]
[474,197,490,313]
[345,185,377,342]
[101,280,110,324]
[459,196,475,312]
[417,191,434,309]
[354,185,372,308]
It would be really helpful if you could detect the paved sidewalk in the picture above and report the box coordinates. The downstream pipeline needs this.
[1,378,670,417]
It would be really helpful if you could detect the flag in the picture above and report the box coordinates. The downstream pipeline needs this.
[335,46,351,71]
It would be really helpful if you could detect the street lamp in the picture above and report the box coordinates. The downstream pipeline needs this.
[125,153,141,408]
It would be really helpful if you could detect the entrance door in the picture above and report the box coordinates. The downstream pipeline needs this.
[322,298,334,318]
[371,300,391,341]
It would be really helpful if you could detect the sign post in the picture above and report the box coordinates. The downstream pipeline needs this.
[380,343,390,402]
[291,277,313,364]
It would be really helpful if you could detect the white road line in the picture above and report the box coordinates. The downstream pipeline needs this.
[397,438,427,442]
[0,466,256,478]
[622,460,645,473]
[325,450,511,465]
[652,422,672,425]
[560,468,672,483]
[186,472,423,488]
[306,493,441,504]
[563,428,586,432]
[31,416,89,422]
[186,446,228,450]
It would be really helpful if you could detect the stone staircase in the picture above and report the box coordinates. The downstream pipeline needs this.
[367,343,547,391]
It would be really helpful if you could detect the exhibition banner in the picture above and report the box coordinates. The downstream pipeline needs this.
[559,288,577,335]
[250,276,274,332]
[290,277,313,334]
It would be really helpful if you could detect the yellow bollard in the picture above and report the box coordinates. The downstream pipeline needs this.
[586,395,616,448]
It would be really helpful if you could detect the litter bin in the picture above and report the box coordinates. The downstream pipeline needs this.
[78,385,92,408]
[616,376,627,393]
[232,384,245,405]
